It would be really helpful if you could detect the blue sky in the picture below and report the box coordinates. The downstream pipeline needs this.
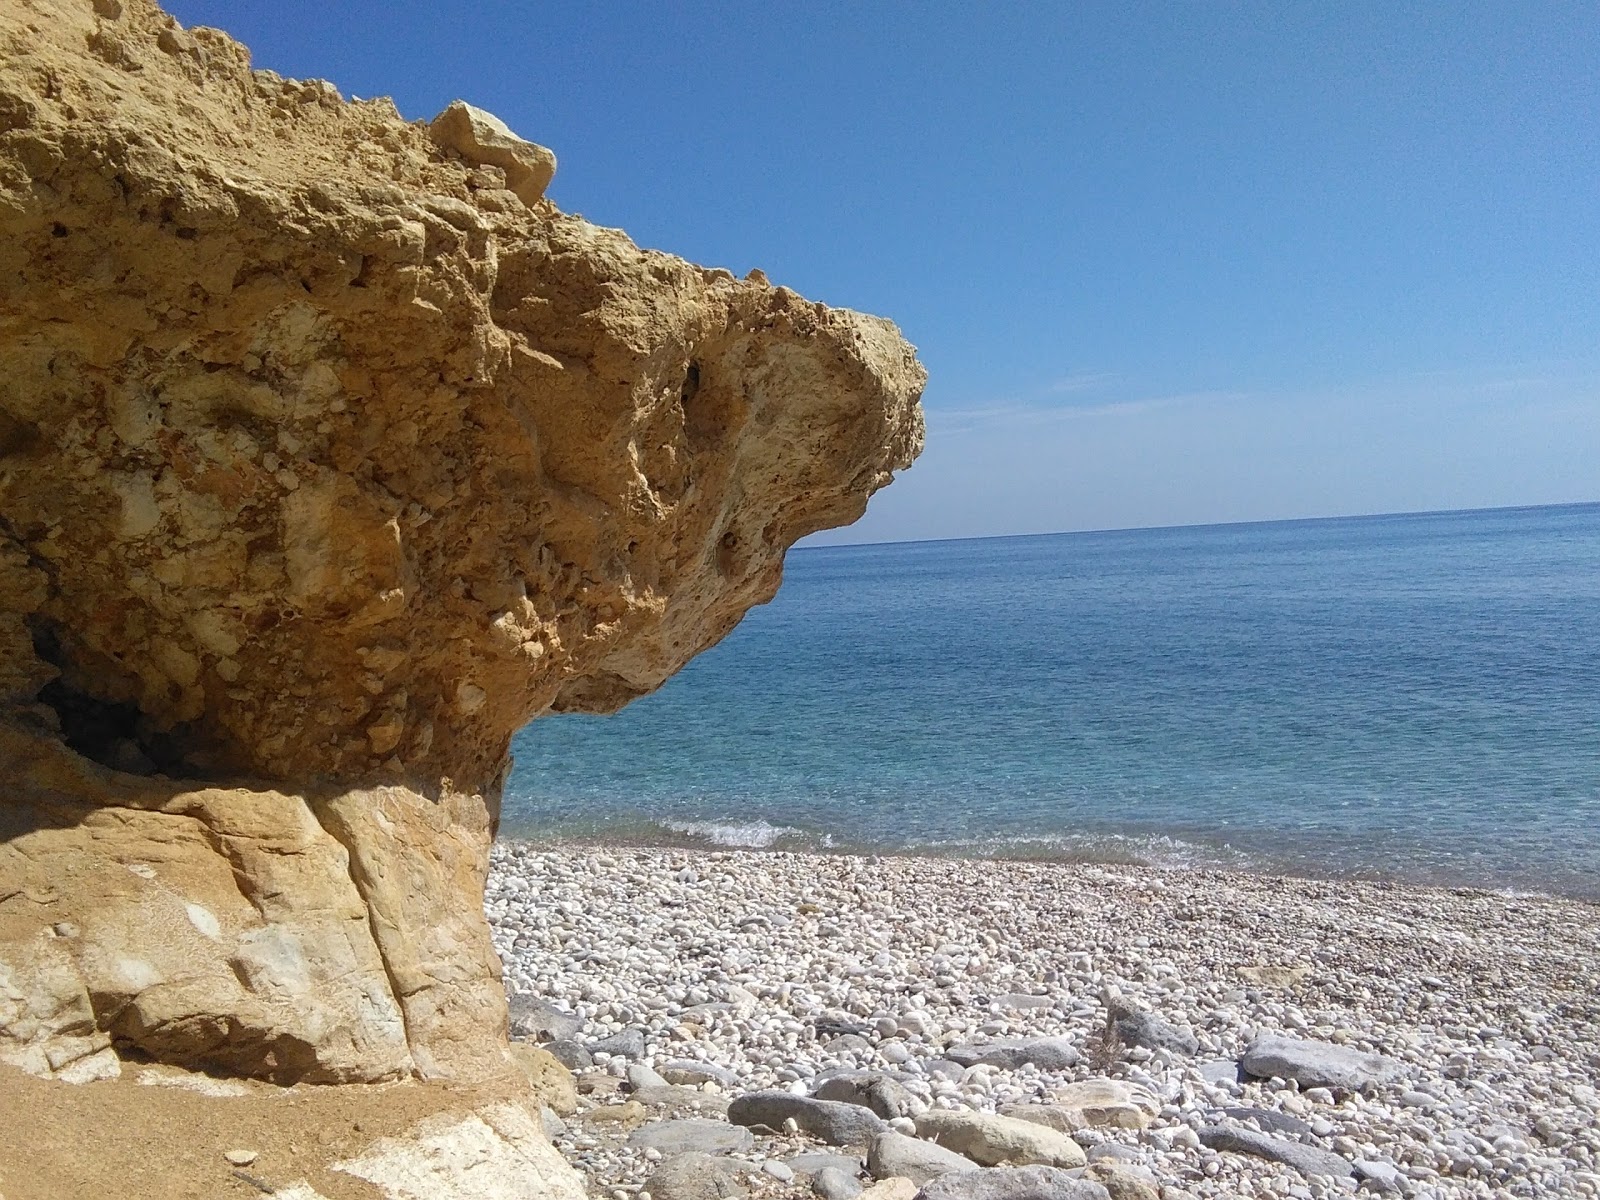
[168,2,1600,542]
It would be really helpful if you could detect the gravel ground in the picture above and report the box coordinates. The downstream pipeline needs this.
[486,842,1600,1200]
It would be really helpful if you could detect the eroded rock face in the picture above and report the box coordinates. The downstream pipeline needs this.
[0,0,923,1086]
[0,0,923,792]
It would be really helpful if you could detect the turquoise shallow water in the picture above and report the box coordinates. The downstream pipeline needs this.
[503,503,1600,898]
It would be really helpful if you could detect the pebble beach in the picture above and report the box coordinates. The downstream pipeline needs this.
[486,842,1600,1200]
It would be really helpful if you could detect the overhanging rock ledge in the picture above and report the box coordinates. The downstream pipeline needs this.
[0,0,924,1089]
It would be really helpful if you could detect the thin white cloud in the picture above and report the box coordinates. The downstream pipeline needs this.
[1392,361,1600,396]
[1044,371,1121,394]
[930,359,1600,437]
[806,359,1600,544]
[933,388,1247,432]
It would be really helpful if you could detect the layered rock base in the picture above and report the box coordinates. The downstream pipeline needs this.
[1,730,508,1084]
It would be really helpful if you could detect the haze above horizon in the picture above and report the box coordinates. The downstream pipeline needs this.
[167,1,1600,544]
[790,499,1600,552]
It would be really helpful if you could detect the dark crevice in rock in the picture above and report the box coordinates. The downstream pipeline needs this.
[28,619,182,776]
[679,359,701,406]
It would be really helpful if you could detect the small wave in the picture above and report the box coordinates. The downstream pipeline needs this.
[659,819,804,849]
[913,830,1262,871]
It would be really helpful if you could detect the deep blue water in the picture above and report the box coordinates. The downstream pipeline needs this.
[504,503,1600,897]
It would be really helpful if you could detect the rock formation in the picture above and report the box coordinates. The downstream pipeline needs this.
[0,0,923,1093]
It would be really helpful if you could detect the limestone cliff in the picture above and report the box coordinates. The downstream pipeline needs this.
[0,0,923,1088]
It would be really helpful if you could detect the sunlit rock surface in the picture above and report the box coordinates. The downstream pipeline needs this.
[0,0,923,1089]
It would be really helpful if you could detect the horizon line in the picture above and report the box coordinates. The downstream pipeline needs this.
[797,497,1600,553]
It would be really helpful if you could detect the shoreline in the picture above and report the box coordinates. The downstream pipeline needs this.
[493,829,1600,907]
[487,840,1600,1198]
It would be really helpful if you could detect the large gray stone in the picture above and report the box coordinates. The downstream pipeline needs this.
[1220,1106,1313,1137]
[589,1028,648,1061]
[913,1109,1086,1169]
[1106,996,1199,1056]
[1353,1158,1406,1194]
[867,1131,978,1185]
[729,1091,888,1146]
[813,1166,864,1199]
[943,1037,1081,1072]
[628,1118,755,1155]
[1241,1034,1408,1092]
[648,1151,747,1200]
[914,1165,1111,1200]
[816,1073,923,1119]
[544,1039,594,1070]
[663,1060,742,1088]
[508,994,581,1042]
[815,1073,873,1103]
[864,1076,923,1119]
[628,1061,670,1090]
[791,1152,867,1178]
[1198,1123,1355,1178]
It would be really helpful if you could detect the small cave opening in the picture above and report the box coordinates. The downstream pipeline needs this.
[29,621,181,777]
[680,358,734,450]
[680,360,701,407]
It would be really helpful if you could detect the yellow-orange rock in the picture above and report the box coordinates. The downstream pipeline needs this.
[508,1043,579,1116]
[0,0,923,1089]
[0,0,923,793]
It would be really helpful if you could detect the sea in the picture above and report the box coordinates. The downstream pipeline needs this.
[502,502,1600,899]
